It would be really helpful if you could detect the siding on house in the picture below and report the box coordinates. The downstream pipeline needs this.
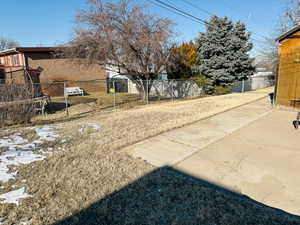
[277,30,300,107]
[0,53,24,68]
[0,52,26,84]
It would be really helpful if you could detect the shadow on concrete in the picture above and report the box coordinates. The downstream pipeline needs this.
[52,166,300,225]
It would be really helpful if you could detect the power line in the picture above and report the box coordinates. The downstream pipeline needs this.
[180,0,214,16]
[147,0,266,43]
[181,0,267,40]
[175,1,266,41]
[151,0,210,25]
[146,0,203,24]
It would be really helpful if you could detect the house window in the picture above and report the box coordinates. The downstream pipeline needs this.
[11,55,20,66]
[4,56,9,66]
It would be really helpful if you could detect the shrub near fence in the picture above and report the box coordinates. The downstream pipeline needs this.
[0,83,37,127]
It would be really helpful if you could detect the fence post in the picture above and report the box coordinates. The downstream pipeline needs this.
[159,80,162,101]
[242,80,245,93]
[171,79,174,102]
[146,78,149,104]
[113,80,116,110]
[161,80,163,101]
[63,82,69,117]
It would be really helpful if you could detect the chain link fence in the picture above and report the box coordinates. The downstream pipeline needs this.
[36,79,205,119]
[0,76,275,121]
[230,76,275,93]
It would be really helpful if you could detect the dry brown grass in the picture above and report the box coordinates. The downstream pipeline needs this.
[2,87,297,225]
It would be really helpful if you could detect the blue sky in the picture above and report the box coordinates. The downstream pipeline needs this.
[1,0,287,54]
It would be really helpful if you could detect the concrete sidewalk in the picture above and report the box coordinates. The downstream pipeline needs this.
[125,97,300,215]
[126,98,272,167]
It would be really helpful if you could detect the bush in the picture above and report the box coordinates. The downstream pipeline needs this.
[192,75,234,96]
[193,75,214,95]
[214,85,232,95]
[0,83,37,127]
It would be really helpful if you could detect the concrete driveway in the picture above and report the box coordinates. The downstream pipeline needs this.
[126,98,300,215]
[176,109,300,216]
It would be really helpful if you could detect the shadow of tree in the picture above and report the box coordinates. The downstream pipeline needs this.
[53,166,300,225]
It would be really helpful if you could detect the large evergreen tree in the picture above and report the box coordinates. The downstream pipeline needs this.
[196,16,255,89]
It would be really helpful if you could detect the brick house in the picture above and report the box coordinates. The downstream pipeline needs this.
[0,47,108,96]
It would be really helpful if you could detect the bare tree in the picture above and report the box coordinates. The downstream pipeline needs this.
[0,36,19,51]
[67,0,174,98]
[257,37,278,74]
[279,0,300,33]
[257,0,300,76]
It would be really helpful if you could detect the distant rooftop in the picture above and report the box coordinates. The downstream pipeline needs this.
[0,47,61,56]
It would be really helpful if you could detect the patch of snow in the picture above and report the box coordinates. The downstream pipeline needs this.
[0,125,61,203]
[0,169,16,183]
[9,135,27,145]
[0,149,45,182]
[2,149,45,165]
[19,220,31,225]
[0,125,58,183]
[79,122,101,132]
[0,135,28,150]
[0,187,32,205]
[86,122,100,130]
[34,126,59,142]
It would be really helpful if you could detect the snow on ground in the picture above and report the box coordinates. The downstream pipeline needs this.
[0,135,29,150]
[79,122,101,132]
[0,187,32,205]
[0,125,59,205]
[0,149,45,182]
[34,126,59,142]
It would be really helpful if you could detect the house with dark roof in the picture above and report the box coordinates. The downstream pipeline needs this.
[0,47,108,96]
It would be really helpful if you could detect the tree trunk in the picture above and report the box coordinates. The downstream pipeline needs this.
[133,79,153,102]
